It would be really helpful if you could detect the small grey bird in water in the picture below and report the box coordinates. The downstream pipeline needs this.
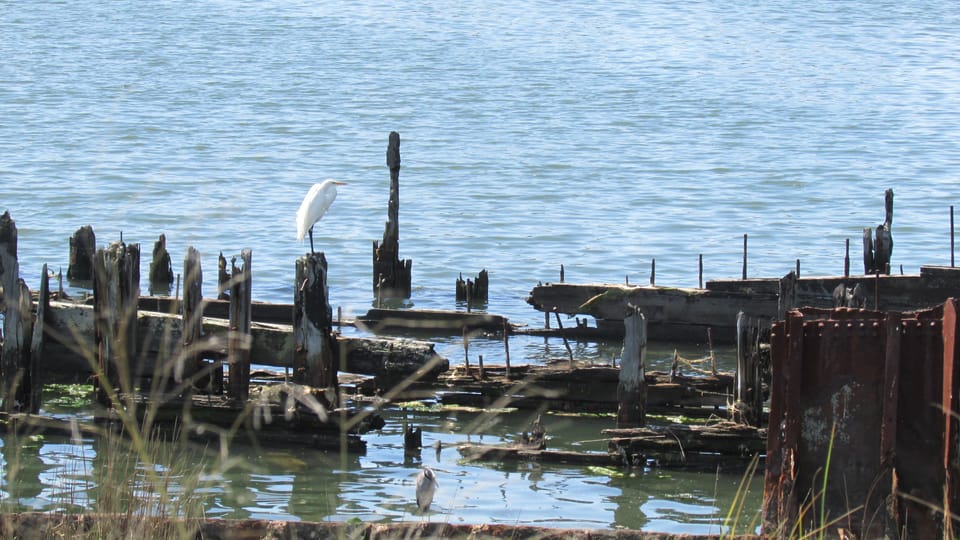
[415,466,438,512]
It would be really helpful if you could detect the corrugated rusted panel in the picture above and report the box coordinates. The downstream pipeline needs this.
[765,303,958,538]
[896,313,944,539]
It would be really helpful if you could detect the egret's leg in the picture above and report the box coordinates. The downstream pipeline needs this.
[308,227,315,254]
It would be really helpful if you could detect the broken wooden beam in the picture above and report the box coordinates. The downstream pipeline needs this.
[604,420,766,469]
[40,301,448,384]
[356,307,508,335]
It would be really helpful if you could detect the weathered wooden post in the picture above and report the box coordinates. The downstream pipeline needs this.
[0,214,41,413]
[734,312,763,426]
[179,246,205,390]
[844,238,850,277]
[217,252,230,301]
[149,233,174,295]
[67,224,96,283]
[649,258,655,286]
[864,188,894,274]
[93,241,141,406]
[503,319,512,378]
[293,253,337,397]
[456,269,489,303]
[617,306,647,428]
[227,250,252,401]
[26,265,48,413]
[777,271,798,321]
[372,131,413,298]
[742,233,748,280]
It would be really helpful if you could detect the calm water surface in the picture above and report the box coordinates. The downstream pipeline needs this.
[2,0,959,533]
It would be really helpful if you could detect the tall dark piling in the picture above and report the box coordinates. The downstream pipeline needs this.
[24,265,48,413]
[733,312,764,426]
[180,246,206,390]
[293,253,337,394]
[616,306,647,428]
[67,225,96,283]
[149,233,174,295]
[372,131,413,299]
[217,252,230,301]
[93,241,140,406]
[1,213,43,414]
[227,250,252,401]
[863,188,894,274]
[455,270,488,303]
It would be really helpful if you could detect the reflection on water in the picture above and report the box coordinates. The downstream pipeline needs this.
[0,392,763,534]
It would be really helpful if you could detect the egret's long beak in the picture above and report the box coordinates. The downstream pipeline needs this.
[333,181,348,185]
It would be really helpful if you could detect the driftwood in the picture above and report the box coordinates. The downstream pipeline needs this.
[402,364,732,415]
[604,421,766,469]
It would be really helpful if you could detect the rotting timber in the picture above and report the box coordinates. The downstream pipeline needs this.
[527,265,960,343]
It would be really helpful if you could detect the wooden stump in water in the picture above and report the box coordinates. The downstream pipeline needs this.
[616,307,647,428]
[93,241,140,405]
[293,253,337,396]
[67,224,95,283]
[372,131,413,299]
[148,233,174,295]
[863,188,894,275]
[25,265,48,413]
[456,269,489,303]
[227,250,252,401]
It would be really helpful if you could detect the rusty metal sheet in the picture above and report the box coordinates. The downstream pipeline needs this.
[765,302,958,538]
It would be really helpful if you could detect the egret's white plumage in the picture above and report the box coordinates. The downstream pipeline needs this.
[296,179,346,253]
[415,466,438,512]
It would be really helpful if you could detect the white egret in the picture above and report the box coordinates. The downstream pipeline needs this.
[415,466,438,513]
[296,180,347,254]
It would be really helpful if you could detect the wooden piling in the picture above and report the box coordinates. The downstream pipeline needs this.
[217,252,230,301]
[777,271,798,321]
[698,254,703,289]
[149,233,174,295]
[93,241,141,405]
[293,253,337,394]
[844,238,850,277]
[227,250,252,401]
[456,269,489,303]
[66,225,96,283]
[503,319,512,378]
[742,233,748,280]
[649,259,655,286]
[951,205,955,268]
[734,312,763,426]
[0,212,21,408]
[26,265,48,413]
[372,131,413,298]
[616,307,647,428]
[180,247,205,389]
